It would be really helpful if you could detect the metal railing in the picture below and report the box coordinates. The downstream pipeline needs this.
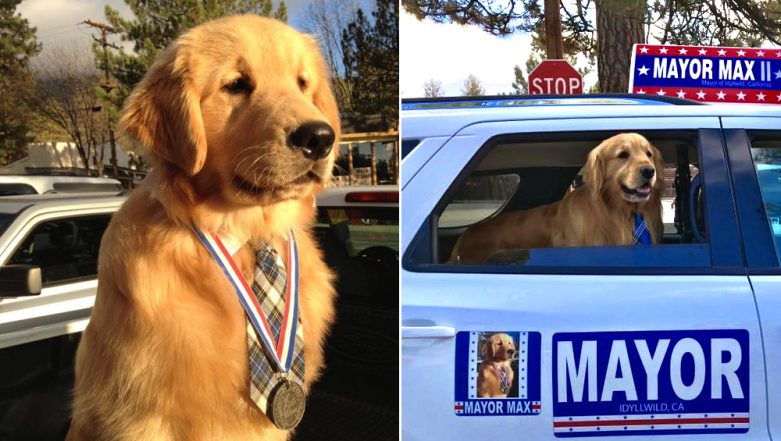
[333,131,399,186]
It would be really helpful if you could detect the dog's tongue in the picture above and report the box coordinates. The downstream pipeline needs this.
[637,185,652,196]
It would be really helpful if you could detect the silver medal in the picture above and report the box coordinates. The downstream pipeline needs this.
[268,379,306,430]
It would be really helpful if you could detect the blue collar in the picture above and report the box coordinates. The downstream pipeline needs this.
[633,212,652,246]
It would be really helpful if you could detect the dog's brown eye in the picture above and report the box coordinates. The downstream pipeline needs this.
[646,151,653,158]
[618,151,629,159]
[224,77,252,94]
[298,76,308,91]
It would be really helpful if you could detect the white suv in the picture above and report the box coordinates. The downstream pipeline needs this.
[401,95,781,440]
[0,185,398,441]
[0,193,125,348]
[0,176,123,196]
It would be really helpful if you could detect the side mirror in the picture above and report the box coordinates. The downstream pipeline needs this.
[0,265,42,297]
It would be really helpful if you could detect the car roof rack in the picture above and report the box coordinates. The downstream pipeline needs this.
[401,93,702,110]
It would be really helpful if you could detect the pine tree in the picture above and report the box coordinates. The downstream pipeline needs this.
[97,1,287,123]
[461,75,485,96]
[0,0,40,166]
[342,0,399,129]
[511,53,540,94]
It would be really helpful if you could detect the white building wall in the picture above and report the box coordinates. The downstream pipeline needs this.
[0,141,132,174]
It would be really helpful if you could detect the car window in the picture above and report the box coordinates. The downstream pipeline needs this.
[410,130,716,269]
[0,183,37,196]
[401,139,420,159]
[748,132,781,262]
[314,206,398,305]
[50,183,122,193]
[7,215,112,286]
[439,174,520,228]
[0,213,16,236]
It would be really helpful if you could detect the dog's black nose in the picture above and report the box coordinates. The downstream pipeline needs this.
[289,121,335,160]
[640,167,655,179]
[507,349,515,356]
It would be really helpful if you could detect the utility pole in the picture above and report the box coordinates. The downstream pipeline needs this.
[83,19,119,179]
[544,0,564,59]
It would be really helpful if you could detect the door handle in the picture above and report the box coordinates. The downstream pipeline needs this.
[401,325,456,339]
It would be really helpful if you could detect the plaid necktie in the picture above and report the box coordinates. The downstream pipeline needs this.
[633,212,652,246]
[247,242,305,415]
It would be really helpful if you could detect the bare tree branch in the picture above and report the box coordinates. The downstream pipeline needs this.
[29,45,109,174]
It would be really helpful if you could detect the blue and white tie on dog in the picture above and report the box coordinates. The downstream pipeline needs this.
[633,212,652,246]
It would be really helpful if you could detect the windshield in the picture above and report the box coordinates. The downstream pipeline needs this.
[314,206,398,306]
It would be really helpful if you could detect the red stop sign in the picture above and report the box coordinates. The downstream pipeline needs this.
[528,60,583,95]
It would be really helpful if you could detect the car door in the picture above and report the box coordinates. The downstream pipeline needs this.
[0,207,116,349]
[402,116,768,440]
[721,116,781,441]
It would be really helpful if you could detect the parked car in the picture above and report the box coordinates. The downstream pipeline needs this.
[0,185,398,441]
[0,192,124,440]
[295,185,398,441]
[401,95,781,440]
[0,176,123,196]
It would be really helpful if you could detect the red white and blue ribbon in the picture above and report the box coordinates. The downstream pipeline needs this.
[192,227,299,373]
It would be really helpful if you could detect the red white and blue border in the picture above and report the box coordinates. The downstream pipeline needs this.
[554,412,749,437]
[454,331,542,416]
[629,44,781,104]
[552,329,750,437]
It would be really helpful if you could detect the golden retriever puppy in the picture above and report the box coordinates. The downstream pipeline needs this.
[477,333,516,398]
[66,16,339,441]
[451,133,664,264]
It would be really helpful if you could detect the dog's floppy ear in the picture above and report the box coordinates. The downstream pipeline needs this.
[119,41,207,176]
[481,339,493,359]
[313,77,341,143]
[651,143,665,192]
[584,144,605,199]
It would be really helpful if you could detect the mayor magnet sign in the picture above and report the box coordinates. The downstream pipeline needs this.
[629,44,781,103]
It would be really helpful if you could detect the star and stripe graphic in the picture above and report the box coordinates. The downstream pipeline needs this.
[629,44,781,104]
[453,331,542,417]
[554,412,749,437]
[454,401,541,414]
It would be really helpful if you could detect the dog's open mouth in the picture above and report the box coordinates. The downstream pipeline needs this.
[621,184,652,200]
[234,171,320,195]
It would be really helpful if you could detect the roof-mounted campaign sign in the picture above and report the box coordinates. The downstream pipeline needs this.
[629,44,781,104]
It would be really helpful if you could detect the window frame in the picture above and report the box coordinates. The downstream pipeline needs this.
[721,123,781,273]
[403,127,745,276]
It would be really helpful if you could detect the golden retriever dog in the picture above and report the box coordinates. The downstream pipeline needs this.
[477,333,516,398]
[451,133,664,264]
[66,16,339,441]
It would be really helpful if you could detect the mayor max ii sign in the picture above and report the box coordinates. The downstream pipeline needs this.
[629,44,781,104]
